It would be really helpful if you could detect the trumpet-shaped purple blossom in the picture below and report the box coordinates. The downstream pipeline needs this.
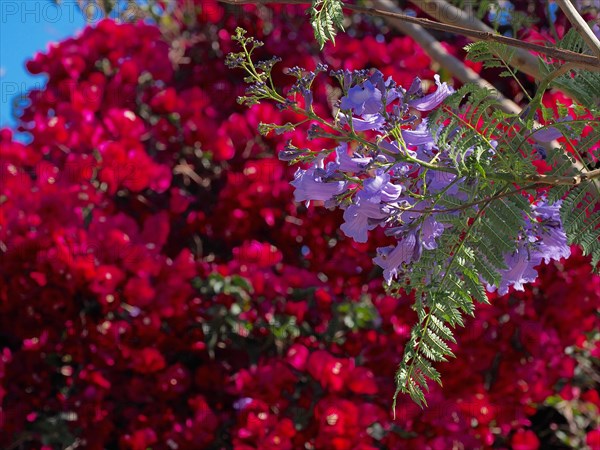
[339,170,402,243]
[340,80,383,116]
[420,215,445,250]
[408,75,455,111]
[494,247,541,296]
[335,143,372,173]
[402,121,435,149]
[363,170,403,203]
[340,191,391,243]
[291,163,347,204]
[490,200,571,295]
[339,113,386,131]
[531,200,571,264]
[374,233,418,284]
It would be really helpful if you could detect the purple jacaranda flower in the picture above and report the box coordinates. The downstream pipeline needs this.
[301,89,313,112]
[339,113,385,131]
[407,77,422,96]
[532,199,561,223]
[420,215,445,250]
[408,75,454,111]
[532,117,572,142]
[427,170,459,195]
[533,126,563,142]
[531,200,571,263]
[335,142,372,173]
[491,247,542,296]
[363,170,403,203]
[291,164,347,204]
[536,226,570,264]
[373,232,417,284]
[379,139,400,155]
[340,81,383,116]
[330,68,353,91]
[402,121,435,148]
[370,70,402,103]
[379,139,417,160]
[340,192,390,243]
[533,145,547,160]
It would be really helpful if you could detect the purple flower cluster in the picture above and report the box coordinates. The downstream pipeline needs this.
[290,70,457,284]
[493,200,571,295]
[287,70,571,294]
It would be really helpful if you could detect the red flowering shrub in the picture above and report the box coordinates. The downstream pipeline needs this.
[0,2,598,448]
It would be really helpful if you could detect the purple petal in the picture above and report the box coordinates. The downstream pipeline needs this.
[401,121,435,147]
[492,248,542,296]
[335,143,372,173]
[373,233,417,284]
[340,194,389,243]
[291,167,347,204]
[420,216,444,250]
[340,113,385,131]
[340,81,383,116]
[408,75,454,111]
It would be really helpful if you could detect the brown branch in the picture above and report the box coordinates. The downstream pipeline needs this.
[367,0,600,191]
[523,168,600,186]
[218,0,600,71]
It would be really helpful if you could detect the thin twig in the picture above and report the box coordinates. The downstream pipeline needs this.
[555,0,600,58]
[525,168,600,185]
[344,3,600,70]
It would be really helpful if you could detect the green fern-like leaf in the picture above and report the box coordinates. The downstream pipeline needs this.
[309,0,345,49]
[429,84,536,180]
[465,41,518,78]
[393,184,530,406]
[561,184,600,272]
[539,26,600,110]
[465,41,532,99]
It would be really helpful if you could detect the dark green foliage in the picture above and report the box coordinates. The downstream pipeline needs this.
[465,41,520,79]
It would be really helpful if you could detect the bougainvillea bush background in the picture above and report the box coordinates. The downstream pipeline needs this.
[0,1,599,448]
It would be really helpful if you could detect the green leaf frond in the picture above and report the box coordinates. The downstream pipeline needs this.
[428,84,536,179]
[545,120,600,203]
[561,184,600,272]
[539,26,600,110]
[465,42,530,98]
[309,0,345,49]
[393,184,531,406]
